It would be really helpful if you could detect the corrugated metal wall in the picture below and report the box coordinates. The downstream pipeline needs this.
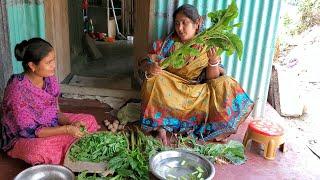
[152,0,282,118]
[6,0,45,73]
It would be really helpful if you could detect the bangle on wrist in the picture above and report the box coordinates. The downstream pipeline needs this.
[144,71,151,79]
[65,125,69,134]
[208,61,220,67]
[147,60,153,65]
[145,57,153,65]
[145,59,153,71]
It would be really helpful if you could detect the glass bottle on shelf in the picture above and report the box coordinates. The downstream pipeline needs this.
[83,18,88,33]
[88,18,94,33]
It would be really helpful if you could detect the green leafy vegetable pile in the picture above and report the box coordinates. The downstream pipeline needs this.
[160,1,243,69]
[69,129,164,180]
[71,129,246,179]
[178,136,246,165]
[69,132,128,163]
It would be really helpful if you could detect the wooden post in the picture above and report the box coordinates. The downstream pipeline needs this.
[132,0,153,89]
[44,0,71,82]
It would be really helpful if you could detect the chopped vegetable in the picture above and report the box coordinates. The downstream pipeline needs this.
[79,125,86,132]
[167,174,176,179]
[181,160,186,166]
[191,171,198,175]
[181,176,187,180]
[196,166,204,173]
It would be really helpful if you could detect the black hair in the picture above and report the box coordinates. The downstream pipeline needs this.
[14,37,53,72]
[173,4,201,23]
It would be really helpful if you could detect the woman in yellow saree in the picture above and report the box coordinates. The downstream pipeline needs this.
[139,4,253,145]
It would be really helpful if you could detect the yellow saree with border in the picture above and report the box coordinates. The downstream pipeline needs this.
[140,34,253,141]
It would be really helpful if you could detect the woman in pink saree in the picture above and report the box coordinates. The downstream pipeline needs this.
[1,38,100,165]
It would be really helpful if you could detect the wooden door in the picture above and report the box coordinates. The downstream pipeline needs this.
[133,0,153,84]
[44,0,71,82]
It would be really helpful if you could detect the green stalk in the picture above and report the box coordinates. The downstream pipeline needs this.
[123,131,130,151]
[131,129,135,150]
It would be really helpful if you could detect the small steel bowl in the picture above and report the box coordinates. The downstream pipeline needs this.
[150,150,215,180]
[14,164,75,180]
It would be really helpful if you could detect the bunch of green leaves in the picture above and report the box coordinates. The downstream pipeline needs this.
[160,0,243,69]
[177,136,246,165]
[108,127,163,180]
[106,129,162,180]
[196,140,246,165]
[107,149,149,180]
[68,132,128,162]
[77,171,106,180]
[136,129,164,158]
[70,128,163,180]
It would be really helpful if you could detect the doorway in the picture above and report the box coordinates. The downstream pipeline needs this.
[67,0,136,91]
[45,0,151,98]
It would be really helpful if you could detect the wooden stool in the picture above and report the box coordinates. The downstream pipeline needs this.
[243,120,285,160]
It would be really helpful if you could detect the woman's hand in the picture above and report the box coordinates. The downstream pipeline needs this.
[207,47,221,64]
[71,121,86,128]
[206,47,221,80]
[146,62,163,76]
[65,125,84,138]
[58,112,72,125]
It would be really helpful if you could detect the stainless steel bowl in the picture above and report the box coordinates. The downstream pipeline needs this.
[150,150,215,180]
[14,164,75,180]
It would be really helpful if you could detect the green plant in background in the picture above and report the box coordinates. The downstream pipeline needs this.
[160,0,243,69]
[291,0,320,34]
[282,14,293,28]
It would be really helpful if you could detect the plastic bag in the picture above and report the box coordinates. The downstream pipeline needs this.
[117,103,141,125]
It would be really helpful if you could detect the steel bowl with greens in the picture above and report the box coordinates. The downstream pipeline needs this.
[150,150,215,180]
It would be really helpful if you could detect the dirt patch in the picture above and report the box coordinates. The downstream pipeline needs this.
[276,25,320,157]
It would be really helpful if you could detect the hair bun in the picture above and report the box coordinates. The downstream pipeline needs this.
[14,40,29,61]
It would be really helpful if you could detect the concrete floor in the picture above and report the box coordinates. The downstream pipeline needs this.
[69,40,134,90]
[214,104,320,180]
[1,98,319,179]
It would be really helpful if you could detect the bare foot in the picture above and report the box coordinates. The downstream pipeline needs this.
[157,128,169,146]
[214,134,230,144]
[205,134,230,144]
